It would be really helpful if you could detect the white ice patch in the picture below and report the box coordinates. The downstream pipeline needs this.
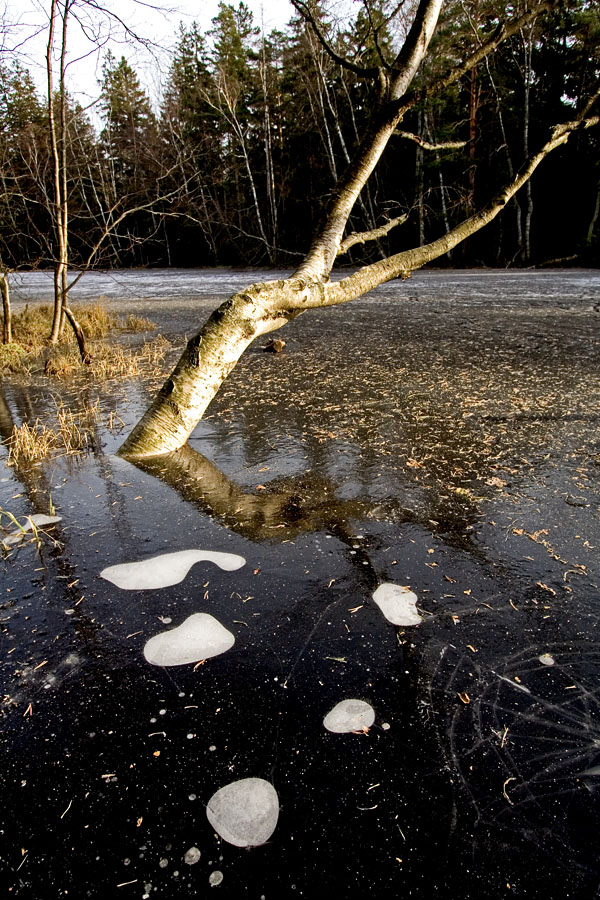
[143,613,235,666]
[206,778,279,848]
[3,514,62,546]
[372,583,422,626]
[539,653,555,666]
[100,549,245,590]
[184,847,201,865]
[323,699,375,733]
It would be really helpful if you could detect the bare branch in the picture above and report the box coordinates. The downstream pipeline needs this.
[396,130,466,150]
[363,0,392,69]
[290,0,380,78]
[294,113,600,310]
[337,214,408,256]
[393,0,560,120]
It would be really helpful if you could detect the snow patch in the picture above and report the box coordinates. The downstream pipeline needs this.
[206,778,279,848]
[100,549,245,590]
[323,699,375,733]
[143,613,235,666]
[372,583,422,626]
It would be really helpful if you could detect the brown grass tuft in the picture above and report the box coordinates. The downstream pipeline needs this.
[1,300,164,378]
[6,401,100,465]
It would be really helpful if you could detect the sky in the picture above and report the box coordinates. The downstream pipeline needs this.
[4,0,297,110]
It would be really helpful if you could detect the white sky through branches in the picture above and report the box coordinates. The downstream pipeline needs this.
[4,0,296,114]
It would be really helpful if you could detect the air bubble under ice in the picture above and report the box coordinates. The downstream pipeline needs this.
[100,548,245,589]
[323,699,375,733]
[143,613,235,666]
[206,778,279,848]
[372,583,422,626]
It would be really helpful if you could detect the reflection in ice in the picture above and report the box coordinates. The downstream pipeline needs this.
[143,613,235,666]
[206,778,279,847]
[372,583,422,626]
[3,514,62,545]
[100,548,245,590]
[324,699,375,733]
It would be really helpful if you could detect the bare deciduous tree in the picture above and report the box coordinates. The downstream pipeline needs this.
[119,0,599,459]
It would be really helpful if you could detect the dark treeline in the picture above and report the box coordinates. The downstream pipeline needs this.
[1,0,599,272]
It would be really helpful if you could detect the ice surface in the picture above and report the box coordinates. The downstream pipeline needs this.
[100,549,245,590]
[143,613,235,666]
[372,583,422,626]
[3,514,62,545]
[323,699,375,733]
[206,778,279,847]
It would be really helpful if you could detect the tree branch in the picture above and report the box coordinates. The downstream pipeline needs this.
[337,214,408,256]
[290,0,380,78]
[293,113,600,310]
[396,130,466,150]
[393,0,560,120]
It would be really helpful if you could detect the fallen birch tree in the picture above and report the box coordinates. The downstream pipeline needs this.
[119,0,599,459]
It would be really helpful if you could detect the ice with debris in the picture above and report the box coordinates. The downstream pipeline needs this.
[3,514,62,545]
[206,778,279,847]
[372,583,422,626]
[323,699,375,733]
[144,613,235,666]
[100,549,246,590]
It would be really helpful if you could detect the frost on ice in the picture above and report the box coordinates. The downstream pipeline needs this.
[143,613,235,666]
[323,699,375,733]
[100,549,245,590]
[372,583,422,626]
[206,778,279,848]
[3,514,62,546]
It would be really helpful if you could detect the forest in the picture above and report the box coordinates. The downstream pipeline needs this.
[1,0,599,275]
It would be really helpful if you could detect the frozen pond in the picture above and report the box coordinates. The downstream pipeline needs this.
[1,268,600,898]
[10,265,600,312]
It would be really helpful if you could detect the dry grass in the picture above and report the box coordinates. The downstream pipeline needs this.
[6,400,100,465]
[0,301,166,378]
[42,334,172,378]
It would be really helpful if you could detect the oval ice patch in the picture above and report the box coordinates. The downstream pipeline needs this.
[143,613,235,666]
[323,699,375,733]
[206,778,279,848]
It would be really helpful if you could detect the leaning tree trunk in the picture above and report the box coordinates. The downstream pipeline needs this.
[119,1,596,461]
[119,115,594,459]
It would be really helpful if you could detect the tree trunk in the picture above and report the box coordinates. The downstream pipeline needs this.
[119,1,596,461]
[1,272,11,344]
[120,282,296,456]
